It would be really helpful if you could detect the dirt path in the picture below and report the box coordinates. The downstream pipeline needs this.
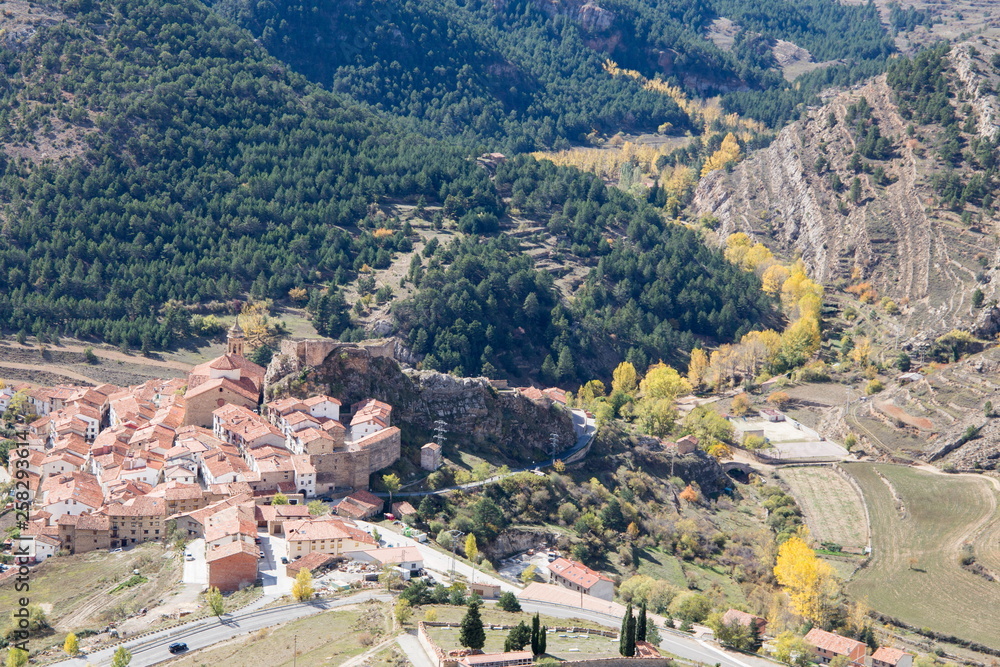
[912,462,1000,492]
[0,362,97,385]
[2,342,194,372]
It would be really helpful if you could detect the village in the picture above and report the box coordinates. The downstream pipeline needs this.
[1,321,413,596]
[0,324,933,667]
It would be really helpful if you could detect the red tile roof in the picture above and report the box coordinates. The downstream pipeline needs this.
[805,629,866,657]
[548,557,613,590]
[872,648,911,665]
[206,539,258,562]
[285,551,335,575]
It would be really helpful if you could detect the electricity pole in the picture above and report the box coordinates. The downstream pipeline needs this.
[434,419,448,446]
[447,529,464,581]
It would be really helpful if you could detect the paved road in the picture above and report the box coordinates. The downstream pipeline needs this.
[258,530,292,597]
[181,538,206,585]
[397,632,437,667]
[49,591,391,667]
[355,520,519,594]
[393,409,596,498]
[516,601,769,667]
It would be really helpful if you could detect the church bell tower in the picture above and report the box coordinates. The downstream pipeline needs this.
[227,317,246,357]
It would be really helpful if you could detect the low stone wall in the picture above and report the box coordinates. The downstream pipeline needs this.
[418,621,457,667]
[560,659,671,667]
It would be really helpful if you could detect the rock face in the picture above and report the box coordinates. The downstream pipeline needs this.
[693,72,997,344]
[267,341,575,464]
[528,0,615,32]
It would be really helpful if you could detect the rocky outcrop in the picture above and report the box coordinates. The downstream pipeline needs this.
[525,0,615,32]
[486,527,563,559]
[693,72,995,343]
[267,340,575,464]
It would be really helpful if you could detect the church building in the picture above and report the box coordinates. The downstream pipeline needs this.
[182,319,266,428]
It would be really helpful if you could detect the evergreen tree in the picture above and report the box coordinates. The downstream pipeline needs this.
[459,602,486,650]
[541,355,557,384]
[556,346,575,382]
[750,620,763,651]
[619,603,632,656]
[505,621,532,651]
[531,612,542,655]
[539,625,547,655]
[850,177,862,204]
[637,601,648,642]
[625,612,637,657]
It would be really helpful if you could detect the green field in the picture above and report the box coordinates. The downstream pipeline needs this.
[635,547,747,607]
[779,466,868,550]
[843,463,1000,647]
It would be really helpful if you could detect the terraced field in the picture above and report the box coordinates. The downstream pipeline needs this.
[843,463,1000,648]
[779,466,868,551]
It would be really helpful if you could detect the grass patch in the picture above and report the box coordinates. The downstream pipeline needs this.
[422,604,616,660]
[110,574,148,593]
[169,608,381,667]
[779,466,868,551]
[843,463,1000,648]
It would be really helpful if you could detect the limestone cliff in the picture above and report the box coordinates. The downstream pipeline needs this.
[692,52,1000,346]
[266,340,575,465]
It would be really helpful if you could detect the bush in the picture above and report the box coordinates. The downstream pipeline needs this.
[497,591,521,613]
[865,379,884,395]
[668,591,712,623]
[730,393,751,416]
[766,391,792,409]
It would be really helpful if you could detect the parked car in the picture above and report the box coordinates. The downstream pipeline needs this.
[281,557,288,564]
[168,642,188,654]
[109,548,123,553]
[254,537,261,544]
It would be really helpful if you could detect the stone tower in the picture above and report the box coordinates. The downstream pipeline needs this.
[227,317,246,357]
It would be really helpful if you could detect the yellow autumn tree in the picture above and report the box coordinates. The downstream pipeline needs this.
[238,300,280,350]
[773,534,839,624]
[687,348,710,392]
[761,264,790,295]
[639,362,692,401]
[661,164,696,199]
[723,233,752,267]
[849,337,873,367]
[701,133,741,177]
[781,261,823,317]
[739,329,782,377]
[292,568,315,602]
[612,361,639,395]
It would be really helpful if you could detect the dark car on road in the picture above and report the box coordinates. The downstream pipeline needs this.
[168,642,188,654]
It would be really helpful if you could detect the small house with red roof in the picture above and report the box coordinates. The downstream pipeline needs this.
[547,557,615,601]
[804,628,867,666]
[872,647,913,667]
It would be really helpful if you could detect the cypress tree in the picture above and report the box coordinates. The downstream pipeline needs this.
[637,601,648,642]
[625,612,637,657]
[539,625,547,656]
[459,601,486,650]
[619,603,632,656]
[531,612,541,655]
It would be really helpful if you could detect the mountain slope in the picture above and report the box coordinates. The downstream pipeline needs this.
[693,42,1000,346]
[0,0,778,383]
[210,0,894,147]
[0,0,497,349]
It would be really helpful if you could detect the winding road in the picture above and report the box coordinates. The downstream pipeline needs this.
[48,592,392,667]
